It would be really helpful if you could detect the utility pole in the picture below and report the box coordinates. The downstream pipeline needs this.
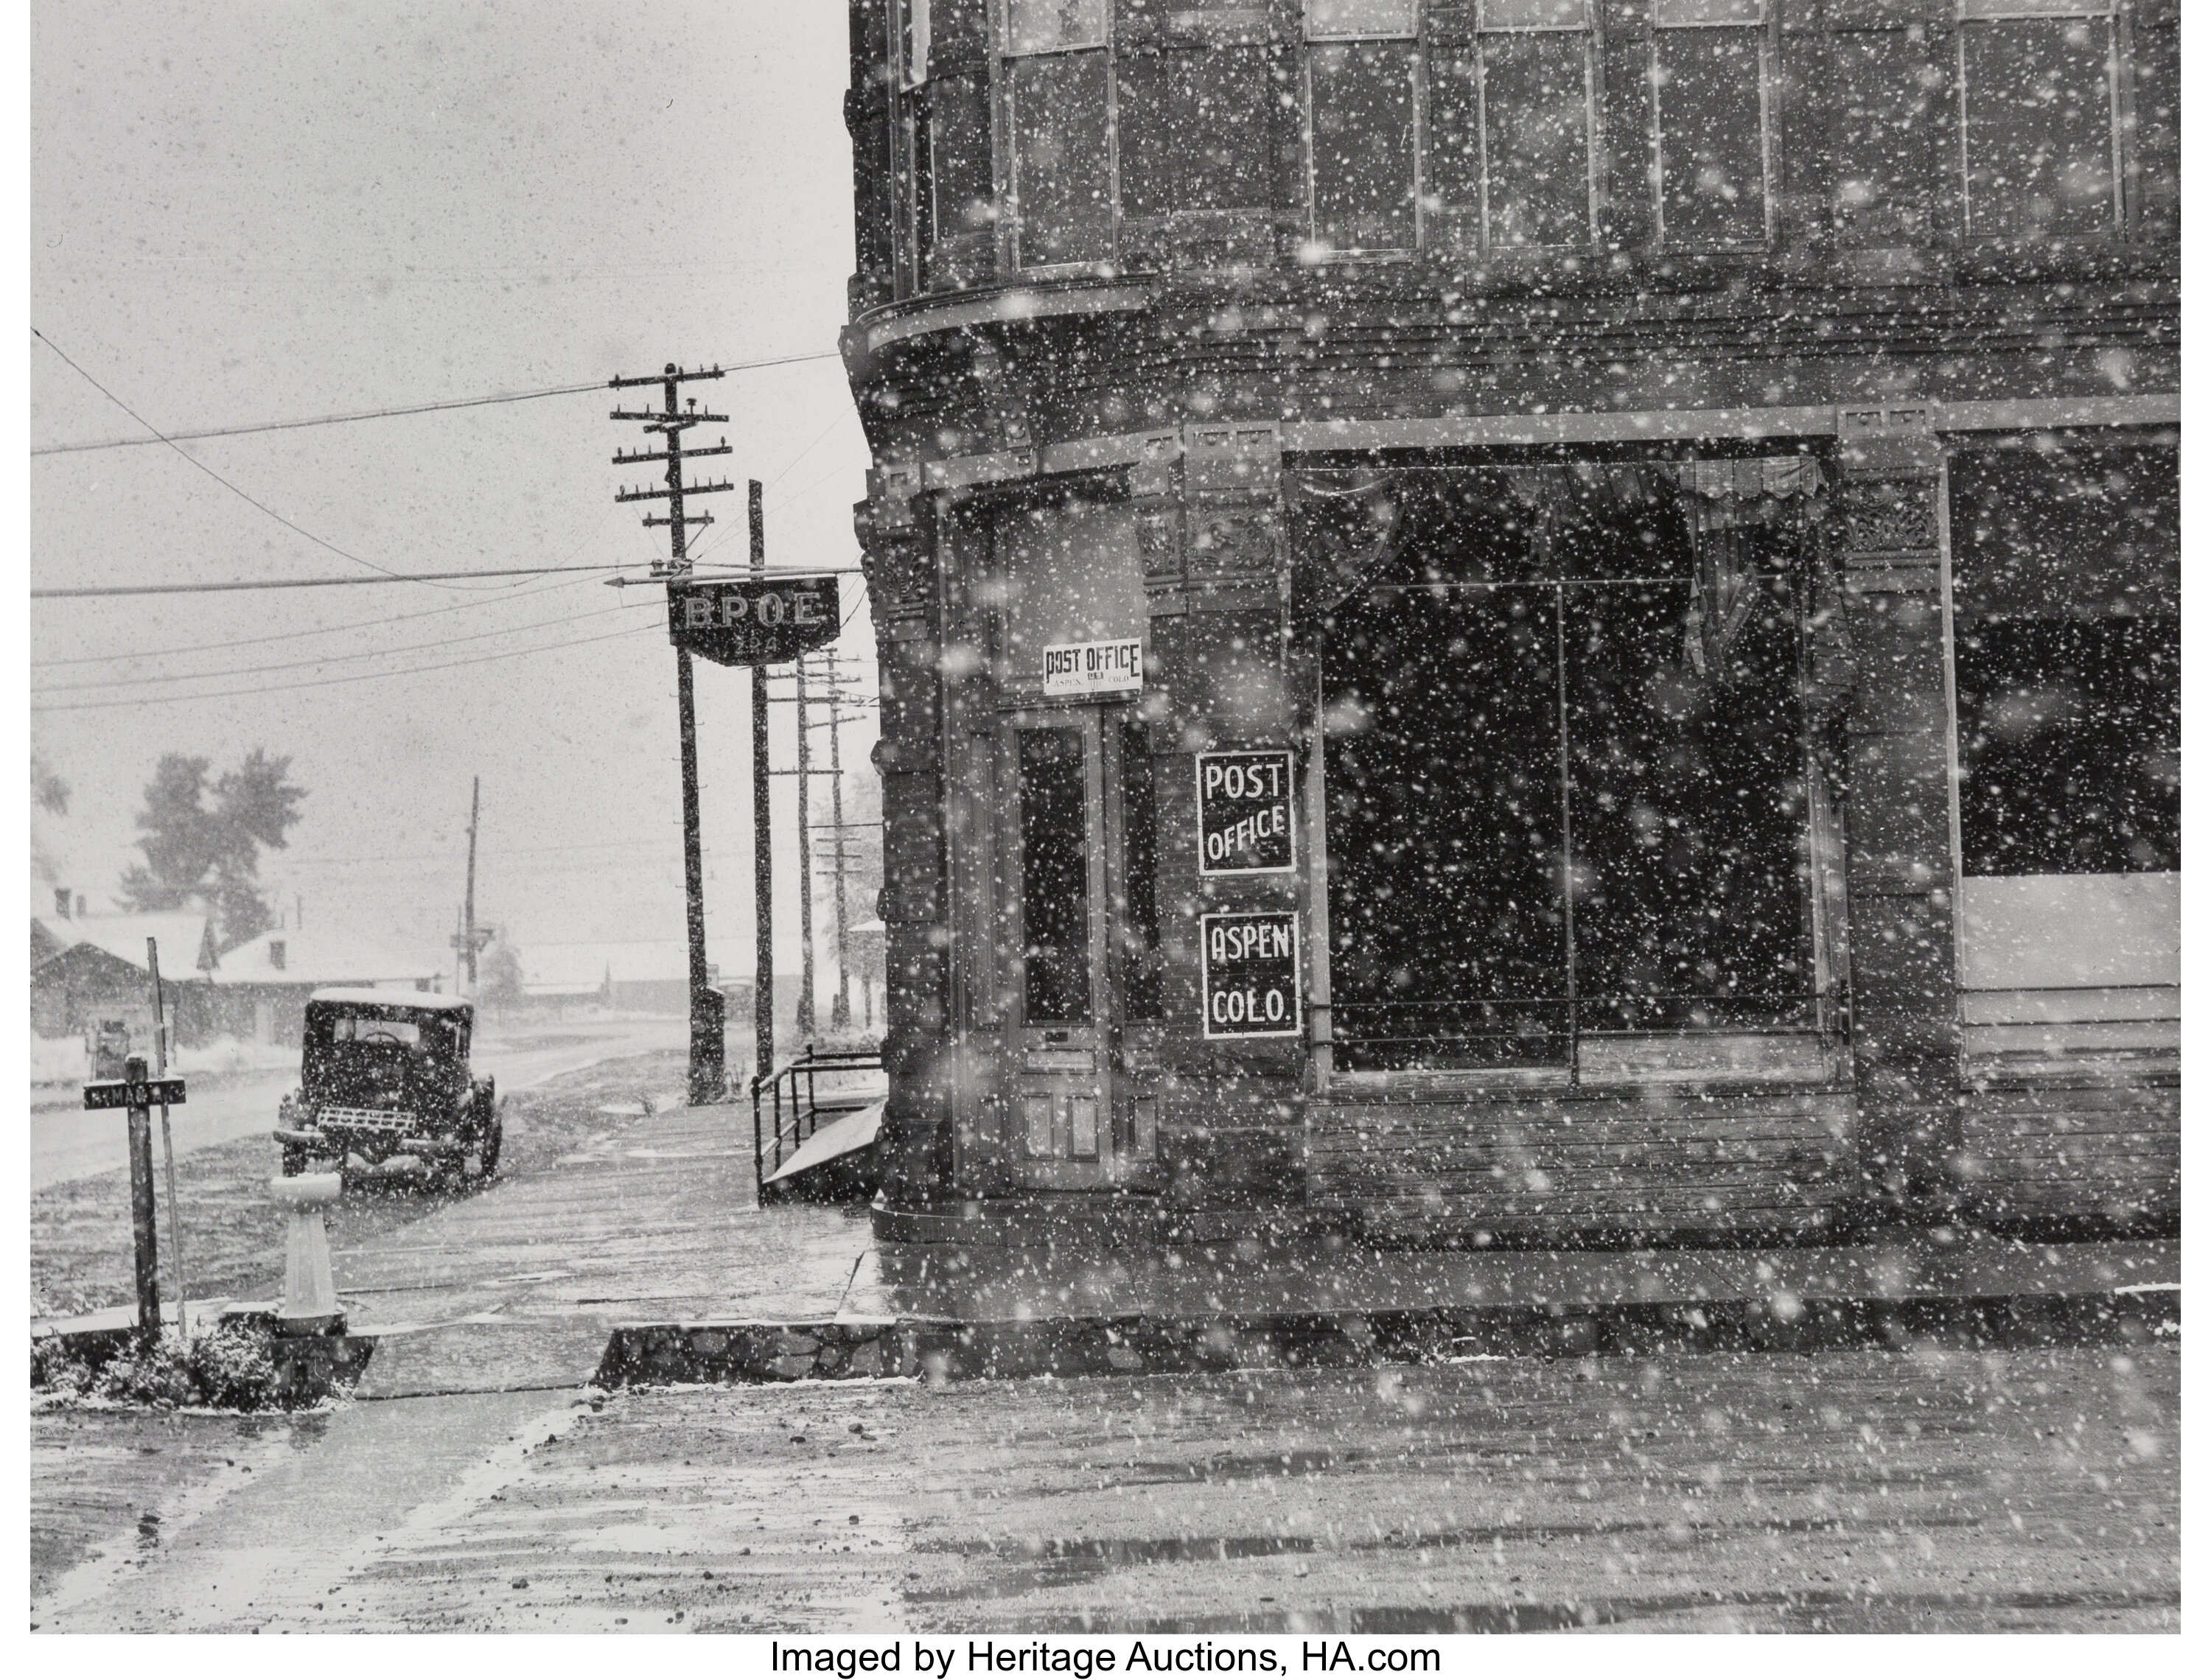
[794,652,816,1043]
[751,480,775,1086]
[461,776,482,993]
[611,363,733,1105]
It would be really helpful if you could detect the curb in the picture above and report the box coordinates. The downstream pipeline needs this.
[593,1287,2179,1388]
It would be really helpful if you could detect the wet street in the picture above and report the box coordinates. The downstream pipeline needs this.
[30,1015,688,1189]
[32,1343,2176,1634]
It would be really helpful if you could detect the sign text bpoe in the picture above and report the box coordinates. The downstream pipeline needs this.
[667,575,841,668]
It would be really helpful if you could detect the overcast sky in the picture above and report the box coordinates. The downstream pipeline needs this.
[27,0,873,979]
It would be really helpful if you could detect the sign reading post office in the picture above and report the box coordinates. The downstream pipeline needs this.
[1196,750,1296,876]
[1198,910,1303,1040]
[1043,639,1143,698]
[667,575,842,668]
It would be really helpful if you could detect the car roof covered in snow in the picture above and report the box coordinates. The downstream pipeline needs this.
[307,987,472,1012]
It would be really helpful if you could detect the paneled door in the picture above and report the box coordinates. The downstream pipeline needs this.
[999,708,1153,1189]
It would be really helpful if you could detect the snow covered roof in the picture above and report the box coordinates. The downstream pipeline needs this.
[31,913,214,976]
[212,927,441,987]
[310,987,472,1012]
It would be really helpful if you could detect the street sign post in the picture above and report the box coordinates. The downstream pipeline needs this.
[83,1057,186,1334]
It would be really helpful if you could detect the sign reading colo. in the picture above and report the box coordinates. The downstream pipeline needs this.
[1196,749,1295,875]
[1198,910,1302,1040]
[667,575,842,668]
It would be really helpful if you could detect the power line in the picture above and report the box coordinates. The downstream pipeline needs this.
[32,567,596,668]
[31,621,658,713]
[32,326,431,586]
[30,349,842,457]
[32,599,654,693]
[35,562,631,599]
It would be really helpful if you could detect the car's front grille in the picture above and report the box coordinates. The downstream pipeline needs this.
[315,1105,413,1132]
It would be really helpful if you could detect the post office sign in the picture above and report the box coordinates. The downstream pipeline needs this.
[1198,910,1302,1040]
[667,575,842,667]
[1196,749,1296,875]
[1042,639,1143,697]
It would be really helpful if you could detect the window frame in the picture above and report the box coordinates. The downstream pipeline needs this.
[996,0,1122,276]
[1302,0,1602,261]
[1952,0,2128,244]
[1647,0,1778,254]
[1309,465,1837,1086]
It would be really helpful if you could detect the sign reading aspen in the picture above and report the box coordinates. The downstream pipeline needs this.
[1196,749,1296,875]
[1198,910,1302,1041]
[1042,639,1143,697]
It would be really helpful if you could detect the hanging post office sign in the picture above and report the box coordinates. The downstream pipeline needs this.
[1196,749,1296,875]
[666,575,842,667]
[1198,910,1303,1040]
[1042,639,1143,697]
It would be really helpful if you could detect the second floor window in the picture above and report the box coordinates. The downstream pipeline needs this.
[1005,0,1115,267]
[1957,0,2121,239]
[1651,0,1772,251]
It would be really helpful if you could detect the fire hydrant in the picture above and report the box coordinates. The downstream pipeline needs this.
[269,1173,346,1334]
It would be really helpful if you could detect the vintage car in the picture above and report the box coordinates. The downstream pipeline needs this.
[273,989,500,1184]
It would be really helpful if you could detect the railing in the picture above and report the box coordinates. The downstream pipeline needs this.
[750,1043,884,1199]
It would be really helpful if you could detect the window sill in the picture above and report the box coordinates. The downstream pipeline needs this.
[1327,1035,1848,1099]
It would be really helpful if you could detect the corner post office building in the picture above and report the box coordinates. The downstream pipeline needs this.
[838,0,2177,1249]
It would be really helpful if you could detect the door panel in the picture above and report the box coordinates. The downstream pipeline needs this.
[1002,706,1158,1189]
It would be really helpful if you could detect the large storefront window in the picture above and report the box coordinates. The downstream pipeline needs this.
[1318,466,1820,1072]
[1949,438,2178,1052]
[1957,1,2120,239]
[1006,0,1114,267]
[1650,0,1771,251]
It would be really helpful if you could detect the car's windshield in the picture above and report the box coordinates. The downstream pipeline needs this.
[330,1015,422,1046]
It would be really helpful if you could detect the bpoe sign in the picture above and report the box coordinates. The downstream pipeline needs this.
[667,575,842,668]
[1043,639,1143,697]
[1196,749,1295,875]
[1198,910,1302,1040]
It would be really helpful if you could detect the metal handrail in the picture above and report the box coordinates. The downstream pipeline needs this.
[749,1042,884,1199]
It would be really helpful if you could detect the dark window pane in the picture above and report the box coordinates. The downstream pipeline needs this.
[1117,52,1173,220]
[1655,28,1766,248]
[1324,588,1568,1068]
[1961,18,2115,238]
[925,71,993,259]
[1830,29,1936,247]
[1121,46,1272,219]
[1951,447,2179,875]
[1119,727,1164,1021]
[1425,53,1483,216]
[1484,33,1589,247]
[1011,52,1114,266]
[1309,42,1417,251]
[1565,571,1809,1030]
[1021,729,1092,1022]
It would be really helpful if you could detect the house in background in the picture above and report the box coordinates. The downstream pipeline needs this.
[29,903,218,1055]
[203,927,444,1047]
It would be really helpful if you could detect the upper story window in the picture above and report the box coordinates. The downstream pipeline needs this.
[1117,2,1279,236]
[1004,0,1116,268]
[1650,0,1772,251]
[1425,2,1595,252]
[1304,1,1596,259]
[1956,0,2121,239]
[905,0,996,290]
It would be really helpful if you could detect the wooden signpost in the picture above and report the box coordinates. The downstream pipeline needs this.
[83,1058,187,1335]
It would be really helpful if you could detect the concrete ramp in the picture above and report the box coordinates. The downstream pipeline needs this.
[761,1098,885,1203]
